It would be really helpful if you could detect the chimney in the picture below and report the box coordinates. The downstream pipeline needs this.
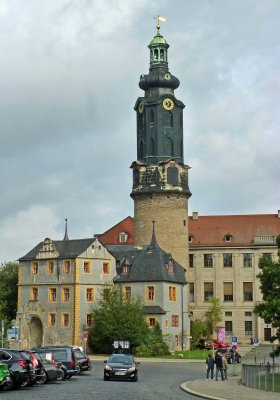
[192,211,199,220]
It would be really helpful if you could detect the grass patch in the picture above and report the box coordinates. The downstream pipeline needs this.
[166,349,209,360]
[259,374,280,392]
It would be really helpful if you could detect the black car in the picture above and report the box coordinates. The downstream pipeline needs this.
[73,347,92,374]
[104,354,139,382]
[33,346,78,378]
[0,349,34,389]
[41,359,65,382]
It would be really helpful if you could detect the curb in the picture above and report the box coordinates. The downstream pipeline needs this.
[181,380,227,400]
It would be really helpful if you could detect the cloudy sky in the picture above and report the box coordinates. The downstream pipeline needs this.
[1,0,279,263]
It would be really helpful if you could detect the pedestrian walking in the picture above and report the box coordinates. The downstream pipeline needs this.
[214,351,224,381]
[205,352,215,379]
[222,354,228,379]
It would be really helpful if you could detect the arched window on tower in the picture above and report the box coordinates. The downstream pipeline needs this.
[139,140,144,159]
[151,136,156,155]
[160,49,164,61]
[165,138,174,157]
[150,109,154,127]
[167,166,179,186]
[139,113,144,129]
[154,49,158,61]
[164,111,173,127]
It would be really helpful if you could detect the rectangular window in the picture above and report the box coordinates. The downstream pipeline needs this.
[204,254,213,268]
[124,286,131,300]
[30,287,38,301]
[225,311,232,317]
[31,261,38,275]
[86,314,93,327]
[243,253,252,267]
[63,260,70,274]
[62,287,70,302]
[245,321,253,335]
[171,315,179,327]
[146,286,155,301]
[148,317,156,327]
[189,254,194,268]
[245,311,252,317]
[62,313,69,327]
[204,282,213,301]
[49,313,56,327]
[102,262,110,274]
[49,288,57,302]
[225,321,233,335]
[189,282,194,302]
[169,286,177,302]
[47,260,54,275]
[83,261,91,273]
[165,319,168,328]
[224,282,233,302]
[243,282,253,301]
[223,254,233,267]
[86,288,94,302]
[262,253,272,260]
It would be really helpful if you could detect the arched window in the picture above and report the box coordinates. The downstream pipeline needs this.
[151,136,156,155]
[139,140,144,159]
[164,111,173,127]
[167,166,179,185]
[160,49,164,61]
[139,113,144,129]
[154,49,158,61]
[165,138,174,156]
[150,109,154,126]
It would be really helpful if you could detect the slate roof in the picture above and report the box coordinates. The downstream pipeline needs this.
[143,306,166,314]
[110,231,186,284]
[19,238,96,260]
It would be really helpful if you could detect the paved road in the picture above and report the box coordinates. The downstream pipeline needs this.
[1,360,204,400]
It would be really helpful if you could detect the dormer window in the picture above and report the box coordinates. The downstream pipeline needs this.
[119,232,128,243]
[122,265,129,275]
[224,234,232,242]
[166,259,174,273]
[188,235,193,243]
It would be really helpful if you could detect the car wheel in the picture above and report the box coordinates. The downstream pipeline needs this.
[57,369,66,381]
[37,370,47,384]
[76,365,82,375]
[131,375,138,382]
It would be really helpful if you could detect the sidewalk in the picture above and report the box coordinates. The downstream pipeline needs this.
[181,377,280,400]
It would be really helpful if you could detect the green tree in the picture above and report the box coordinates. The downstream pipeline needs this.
[204,297,223,337]
[254,235,280,357]
[88,286,150,354]
[135,322,170,356]
[190,317,208,350]
[0,261,18,324]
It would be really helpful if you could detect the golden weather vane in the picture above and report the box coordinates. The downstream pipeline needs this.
[154,14,166,30]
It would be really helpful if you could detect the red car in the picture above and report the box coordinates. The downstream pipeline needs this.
[210,340,229,349]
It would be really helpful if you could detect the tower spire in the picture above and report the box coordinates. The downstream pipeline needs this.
[63,218,69,241]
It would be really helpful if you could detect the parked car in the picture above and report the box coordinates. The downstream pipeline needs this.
[0,349,34,389]
[210,340,229,349]
[41,359,65,382]
[21,350,48,384]
[32,348,67,380]
[33,346,78,378]
[104,354,139,382]
[73,347,92,374]
[0,362,12,391]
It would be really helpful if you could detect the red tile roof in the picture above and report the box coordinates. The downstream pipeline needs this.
[99,216,134,245]
[189,214,280,247]
[99,214,280,248]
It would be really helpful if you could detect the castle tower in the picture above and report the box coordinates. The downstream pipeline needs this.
[131,24,191,268]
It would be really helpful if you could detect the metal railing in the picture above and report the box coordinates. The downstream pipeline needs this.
[242,362,280,392]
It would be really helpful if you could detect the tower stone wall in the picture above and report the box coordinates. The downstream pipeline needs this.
[134,193,188,268]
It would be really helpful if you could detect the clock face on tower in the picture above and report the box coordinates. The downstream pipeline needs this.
[138,101,144,113]
[162,98,174,110]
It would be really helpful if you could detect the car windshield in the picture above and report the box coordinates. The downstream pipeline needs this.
[109,355,133,365]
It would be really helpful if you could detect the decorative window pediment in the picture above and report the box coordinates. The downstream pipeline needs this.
[36,238,59,259]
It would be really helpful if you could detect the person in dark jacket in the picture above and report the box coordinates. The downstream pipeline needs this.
[206,352,215,379]
[214,352,224,381]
